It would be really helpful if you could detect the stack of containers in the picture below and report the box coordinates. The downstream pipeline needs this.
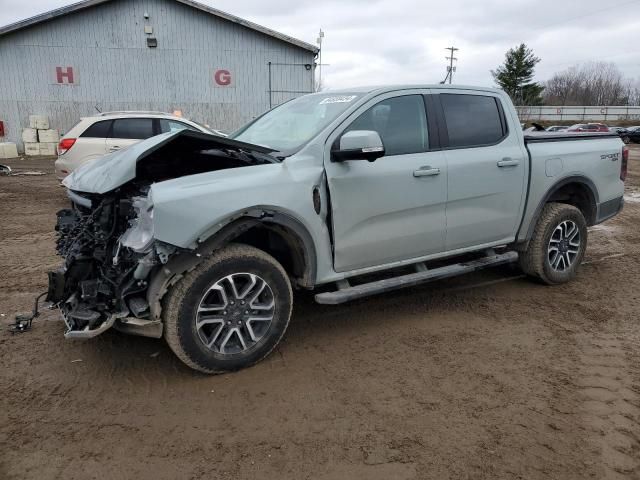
[22,115,59,156]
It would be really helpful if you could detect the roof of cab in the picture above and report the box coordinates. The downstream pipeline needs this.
[317,84,504,95]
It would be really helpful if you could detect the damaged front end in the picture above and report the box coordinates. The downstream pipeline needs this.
[48,129,277,339]
[49,186,171,338]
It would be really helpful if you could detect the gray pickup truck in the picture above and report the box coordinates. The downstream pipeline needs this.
[49,85,627,373]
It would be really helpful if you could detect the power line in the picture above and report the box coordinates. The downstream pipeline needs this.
[442,46,458,84]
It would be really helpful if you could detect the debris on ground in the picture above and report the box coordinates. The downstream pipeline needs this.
[10,170,47,176]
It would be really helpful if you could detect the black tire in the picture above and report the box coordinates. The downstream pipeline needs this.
[163,244,293,374]
[622,136,631,144]
[519,203,587,285]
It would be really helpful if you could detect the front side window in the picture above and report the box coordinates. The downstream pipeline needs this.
[111,118,155,140]
[344,95,428,156]
[440,94,505,148]
[159,119,197,134]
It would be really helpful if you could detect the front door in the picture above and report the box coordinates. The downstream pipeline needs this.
[324,92,448,272]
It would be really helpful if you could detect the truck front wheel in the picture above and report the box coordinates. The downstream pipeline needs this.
[163,244,293,374]
[519,203,587,285]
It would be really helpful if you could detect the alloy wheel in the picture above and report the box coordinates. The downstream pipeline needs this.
[195,273,275,354]
[548,220,581,272]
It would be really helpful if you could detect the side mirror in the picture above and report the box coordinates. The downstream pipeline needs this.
[331,130,385,162]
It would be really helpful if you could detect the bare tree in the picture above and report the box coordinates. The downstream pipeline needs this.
[544,62,633,106]
[624,78,640,106]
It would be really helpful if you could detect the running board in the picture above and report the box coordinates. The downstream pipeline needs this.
[315,251,519,305]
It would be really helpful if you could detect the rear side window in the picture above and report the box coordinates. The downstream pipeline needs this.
[440,94,506,148]
[80,120,112,138]
[111,118,155,139]
[345,95,428,156]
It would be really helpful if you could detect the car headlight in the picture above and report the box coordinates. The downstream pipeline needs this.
[120,194,155,253]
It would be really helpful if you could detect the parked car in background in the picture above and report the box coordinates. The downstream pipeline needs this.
[621,127,640,144]
[54,112,216,179]
[567,123,609,133]
[546,125,569,132]
[609,126,631,144]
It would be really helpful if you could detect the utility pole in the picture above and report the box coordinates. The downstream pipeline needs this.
[444,46,459,84]
[316,29,324,91]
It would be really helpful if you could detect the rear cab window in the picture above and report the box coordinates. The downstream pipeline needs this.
[439,94,507,148]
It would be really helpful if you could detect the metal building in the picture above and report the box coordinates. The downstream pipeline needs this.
[0,0,318,149]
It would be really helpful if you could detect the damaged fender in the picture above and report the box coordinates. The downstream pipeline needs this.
[146,209,318,322]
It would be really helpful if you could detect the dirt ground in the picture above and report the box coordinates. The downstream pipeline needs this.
[1,149,639,480]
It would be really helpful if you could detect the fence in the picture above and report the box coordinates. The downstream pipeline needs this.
[516,106,640,122]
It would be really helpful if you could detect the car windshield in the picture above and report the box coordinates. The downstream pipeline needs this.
[231,93,363,153]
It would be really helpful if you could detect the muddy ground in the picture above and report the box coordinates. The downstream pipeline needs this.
[1,149,639,480]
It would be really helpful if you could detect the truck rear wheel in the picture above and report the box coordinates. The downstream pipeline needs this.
[519,203,587,285]
[163,244,293,374]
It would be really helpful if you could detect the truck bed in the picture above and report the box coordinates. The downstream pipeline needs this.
[524,132,617,143]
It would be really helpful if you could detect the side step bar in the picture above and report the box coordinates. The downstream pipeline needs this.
[315,251,519,305]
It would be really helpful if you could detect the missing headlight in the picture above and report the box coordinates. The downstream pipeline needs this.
[120,195,155,253]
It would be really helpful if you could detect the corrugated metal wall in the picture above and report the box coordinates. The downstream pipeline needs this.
[0,0,315,150]
[517,106,640,122]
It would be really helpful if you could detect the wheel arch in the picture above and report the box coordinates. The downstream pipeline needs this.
[147,208,317,321]
[523,175,599,243]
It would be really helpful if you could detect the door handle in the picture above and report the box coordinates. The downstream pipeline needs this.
[413,166,441,177]
[109,146,121,152]
[497,158,519,167]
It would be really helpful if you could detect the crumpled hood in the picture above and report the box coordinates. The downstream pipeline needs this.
[62,129,275,194]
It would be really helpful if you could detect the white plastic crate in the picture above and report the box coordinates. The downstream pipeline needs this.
[22,128,38,143]
[39,142,58,156]
[24,143,40,156]
[29,115,49,130]
[38,129,59,143]
[0,142,18,159]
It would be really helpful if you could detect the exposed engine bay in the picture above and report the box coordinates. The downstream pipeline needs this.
[47,132,277,338]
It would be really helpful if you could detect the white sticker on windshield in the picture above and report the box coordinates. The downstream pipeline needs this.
[319,95,357,104]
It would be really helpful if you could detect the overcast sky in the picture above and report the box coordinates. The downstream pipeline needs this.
[2,0,639,89]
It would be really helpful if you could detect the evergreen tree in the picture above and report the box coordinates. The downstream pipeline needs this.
[491,44,544,105]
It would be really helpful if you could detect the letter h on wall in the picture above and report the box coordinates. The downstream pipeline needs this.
[56,67,75,84]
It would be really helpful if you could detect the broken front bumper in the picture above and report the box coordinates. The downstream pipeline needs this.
[47,267,122,339]
[48,266,163,339]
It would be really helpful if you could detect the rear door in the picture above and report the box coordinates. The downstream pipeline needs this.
[75,119,111,157]
[324,90,448,272]
[105,117,156,153]
[435,91,528,251]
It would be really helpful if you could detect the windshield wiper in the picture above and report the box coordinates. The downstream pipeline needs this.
[224,148,278,165]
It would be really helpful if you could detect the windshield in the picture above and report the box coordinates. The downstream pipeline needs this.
[231,93,363,153]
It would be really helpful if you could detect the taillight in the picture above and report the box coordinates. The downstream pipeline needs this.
[58,138,76,155]
[621,146,628,182]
